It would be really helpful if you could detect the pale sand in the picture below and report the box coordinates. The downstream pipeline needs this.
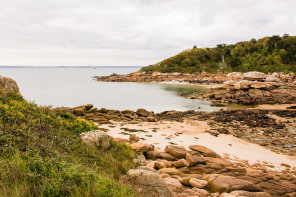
[155,81,224,89]
[253,104,296,110]
[99,120,296,171]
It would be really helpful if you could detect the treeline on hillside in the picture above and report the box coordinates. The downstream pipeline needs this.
[140,34,296,74]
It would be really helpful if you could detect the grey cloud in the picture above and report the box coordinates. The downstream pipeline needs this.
[0,0,295,66]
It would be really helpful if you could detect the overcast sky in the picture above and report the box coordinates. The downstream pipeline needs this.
[0,0,295,66]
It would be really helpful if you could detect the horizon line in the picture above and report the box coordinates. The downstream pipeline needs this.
[0,65,144,68]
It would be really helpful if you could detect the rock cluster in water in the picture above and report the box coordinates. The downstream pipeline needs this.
[199,71,296,104]
[95,72,226,84]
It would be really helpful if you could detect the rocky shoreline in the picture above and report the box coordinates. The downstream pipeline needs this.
[84,128,296,197]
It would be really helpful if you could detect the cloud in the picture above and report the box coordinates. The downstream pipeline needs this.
[0,0,295,66]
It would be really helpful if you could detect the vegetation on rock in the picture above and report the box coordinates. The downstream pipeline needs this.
[0,90,137,197]
[140,34,296,74]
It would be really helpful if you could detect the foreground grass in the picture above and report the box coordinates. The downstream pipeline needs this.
[0,91,137,197]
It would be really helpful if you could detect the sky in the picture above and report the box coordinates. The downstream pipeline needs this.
[0,0,295,67]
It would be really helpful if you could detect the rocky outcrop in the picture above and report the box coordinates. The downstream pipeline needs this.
[125,169,174,197]
[126,143,296,196]
[95,72,227,84]
[0,75,20,93]
[80,130,110,150]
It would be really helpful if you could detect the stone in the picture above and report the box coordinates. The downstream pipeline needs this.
[205,174,262,193]
[163,178,184,192]
[133,155,146,166]
[146,161,156,168]
[204,157,233,167]
[157,159,173,168]
[126,169,174,197]
[173,159,190,168]
[230,190,271,197]
[158,168,183,176]
[189,145,221,158]
[250,82,267,89]
[129,134,140,143]
[146,151,177,161]
[186,153,206,166]
[136,166,157,173]
[183,188,209,197]
[0,75,20,93]
[130,142,154,153]
[189,178,208,189]
[265,76,281,82]
[219,193,233,197]
[80,130,110,150]
[227,72,244,81]
[165,145,189,159]
[180,177,192,187]
[155,161,167,169]
[73,107,86,116]
[136,108,150,117]
[234,81,250,90]
[244,72,266,81]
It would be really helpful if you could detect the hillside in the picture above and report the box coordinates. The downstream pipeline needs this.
[0,82,137,196]
[140,34,296,74]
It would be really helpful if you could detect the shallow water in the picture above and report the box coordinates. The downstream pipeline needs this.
[0,67,219,112]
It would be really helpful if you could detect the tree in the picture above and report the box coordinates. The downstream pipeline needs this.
[216,44,226,63]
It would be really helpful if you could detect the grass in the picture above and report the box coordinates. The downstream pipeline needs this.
[0,91,137,197]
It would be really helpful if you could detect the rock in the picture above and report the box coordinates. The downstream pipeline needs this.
[121,110,134,115]
[157,159,173,168]
[136,166,157,173]
[0,75,20,93]
[180,177,192,187]
[219,193,234,197]
[133,155,146,166]
[203,157,233,167]
[112,138,129,143]
[126,169,174,197]
[129,134,140,143]
[265,76,281,82]
[234,81,250,90]
[205,174,262,193]
[244,72,266,81]
[158,168,183,176]
[165,145,189,159]
[146,151,177,161]
[155,161,167,169]
[173,159,190,168]
[130,142,154,153]
[250,82,267,89]
[189,145,221,158]
[163,178,184,192]
[182,188,209,197]
[73,107,86,116]
[227,72,244,81]
[146,161,156,168]
[189,178,208,189]
[230,190,271,197]
[136,108,150,117]
[80,130,110,150]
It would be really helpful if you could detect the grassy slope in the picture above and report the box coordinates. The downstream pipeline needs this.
[140,35,296,74]
[0,91,137,197]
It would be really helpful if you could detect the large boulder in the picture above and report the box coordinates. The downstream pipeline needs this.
[244,72,266,81]
[186,153,206,166]
[126,169,174,197]
[189,178,208,189]
[130,142,154,153]
[172,159,190,168]
[163,178,184,192]
[189,145,221,158]
[165,145,189,159]
[265,76,281,82]
[80,130,110,150]
[205,174,262,193]
[136,108,150,117]
[0,75,20,93]
[227,72,244,81]
[146,151,177,161]
[234,80,250,90]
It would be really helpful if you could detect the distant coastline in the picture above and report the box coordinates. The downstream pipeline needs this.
[0,65,143,68]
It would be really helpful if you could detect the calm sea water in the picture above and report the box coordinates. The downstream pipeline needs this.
[0,67,217,112]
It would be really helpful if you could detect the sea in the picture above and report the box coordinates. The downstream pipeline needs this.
[0,67,218,113]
